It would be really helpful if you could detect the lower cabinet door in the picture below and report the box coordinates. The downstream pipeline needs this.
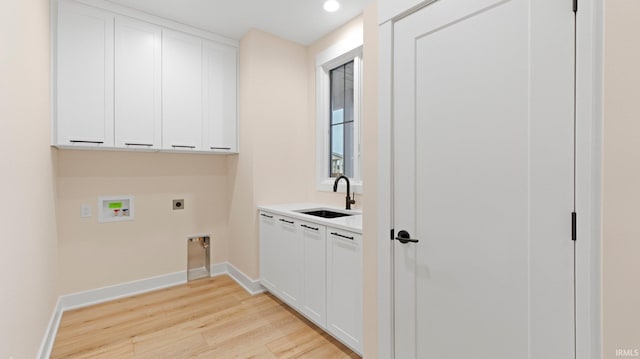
[326,228,363,353]
[300,220,327,327]
[259,212,279,292]
[277,216,303,309]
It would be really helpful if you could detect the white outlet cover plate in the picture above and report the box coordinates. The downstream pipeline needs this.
[81,204,92,218]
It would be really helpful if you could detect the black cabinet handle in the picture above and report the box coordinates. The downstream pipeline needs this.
[279,218,294,224]
[70,140,103,144]
[172,145,196,149]
[301,224,319,231]
[260,213,273,219]
[125,143,153,147]
[331,232,354,240]
[210,147,231,150]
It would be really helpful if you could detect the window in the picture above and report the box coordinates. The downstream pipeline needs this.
[330,61,355,178]
[316,39,362,193]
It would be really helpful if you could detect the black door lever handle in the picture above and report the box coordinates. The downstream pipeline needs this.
[396,230,419,244]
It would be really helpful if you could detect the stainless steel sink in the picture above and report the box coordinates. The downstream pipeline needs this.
[300,209,354,219]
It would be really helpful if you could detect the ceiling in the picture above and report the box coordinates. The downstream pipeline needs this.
[106,0,371,45]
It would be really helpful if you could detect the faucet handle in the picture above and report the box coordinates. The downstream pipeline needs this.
[349,192,356,204]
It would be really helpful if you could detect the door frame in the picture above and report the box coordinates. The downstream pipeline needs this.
[376,0,604,357]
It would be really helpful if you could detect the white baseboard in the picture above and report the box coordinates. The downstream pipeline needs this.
[36,297,63,359]
[223,262,265,295]
[38,262,264,358]
[60,271,187,311]
[210,262,228,277]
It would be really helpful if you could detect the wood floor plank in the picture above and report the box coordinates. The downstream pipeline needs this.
[51,275,359,358]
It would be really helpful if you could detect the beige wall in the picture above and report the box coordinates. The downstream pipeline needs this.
[0,0,58,356]
[307,15,366,209]
[306,10,379,356]
[231,7,380,356]
[603,0,640,356]
[228,30,309,279]
[56,151,231,294]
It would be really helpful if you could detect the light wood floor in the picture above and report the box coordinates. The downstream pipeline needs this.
[51,275,360,358]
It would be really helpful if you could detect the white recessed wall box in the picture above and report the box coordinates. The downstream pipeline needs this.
[98,196,134,223]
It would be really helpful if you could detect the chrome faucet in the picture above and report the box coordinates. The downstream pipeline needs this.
[333,175,356,210]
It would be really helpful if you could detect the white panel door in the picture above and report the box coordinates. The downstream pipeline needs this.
[393,0,575,358]
[162,29,203,151]
[277,216,303,308]
[57,0,114,147]
[300,220,327,327]
[326,228,362,353]
[378,0,425,24]
[114,17,161,149]
[202,40,238,153]
[259,212,280,292]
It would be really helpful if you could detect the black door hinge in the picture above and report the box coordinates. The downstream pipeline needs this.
[390,228,395,241]
[571,212,577,241]
[573,0,578,13]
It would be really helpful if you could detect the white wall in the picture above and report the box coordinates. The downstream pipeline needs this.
[0,0,59,356]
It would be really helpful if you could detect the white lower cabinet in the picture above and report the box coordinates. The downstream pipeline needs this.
[326,227,363,353]
[276,216,303,308]
[300,220,327,327]
[258,211,362,354]
[259,212,279,293]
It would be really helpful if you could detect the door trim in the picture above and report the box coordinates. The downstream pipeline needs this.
[376,1,603,357]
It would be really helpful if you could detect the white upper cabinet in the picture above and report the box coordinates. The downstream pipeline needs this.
[54,1,239,154]
[162,29,203,151]
[114,16,162,150]
[56,0,114,147]
[202,40,238,153]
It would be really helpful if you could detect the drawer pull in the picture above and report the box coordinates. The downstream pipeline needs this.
[70,140,103,144]
[125,143,153,147]
[210,147,231,150]
[331,232,354,240]
[279,218,295,224]
[172,145,196,149]
[301,224,319,231]
[260,213,273,219]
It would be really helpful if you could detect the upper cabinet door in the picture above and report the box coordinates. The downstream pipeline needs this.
[202,40,238,153]
[56,0,114,147]
[114,17,162,150]
[162,29,203,151]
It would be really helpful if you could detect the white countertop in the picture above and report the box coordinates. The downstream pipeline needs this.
[257,202,362,234]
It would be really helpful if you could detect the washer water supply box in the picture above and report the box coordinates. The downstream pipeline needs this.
[98,196,134,223]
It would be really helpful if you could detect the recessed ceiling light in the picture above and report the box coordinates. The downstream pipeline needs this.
[323,0,340,12]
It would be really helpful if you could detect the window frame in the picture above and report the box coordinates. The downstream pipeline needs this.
[316,40,363,194]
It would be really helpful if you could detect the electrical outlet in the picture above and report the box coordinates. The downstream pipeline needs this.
[81,204,91,218]
[173,199,184,210]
